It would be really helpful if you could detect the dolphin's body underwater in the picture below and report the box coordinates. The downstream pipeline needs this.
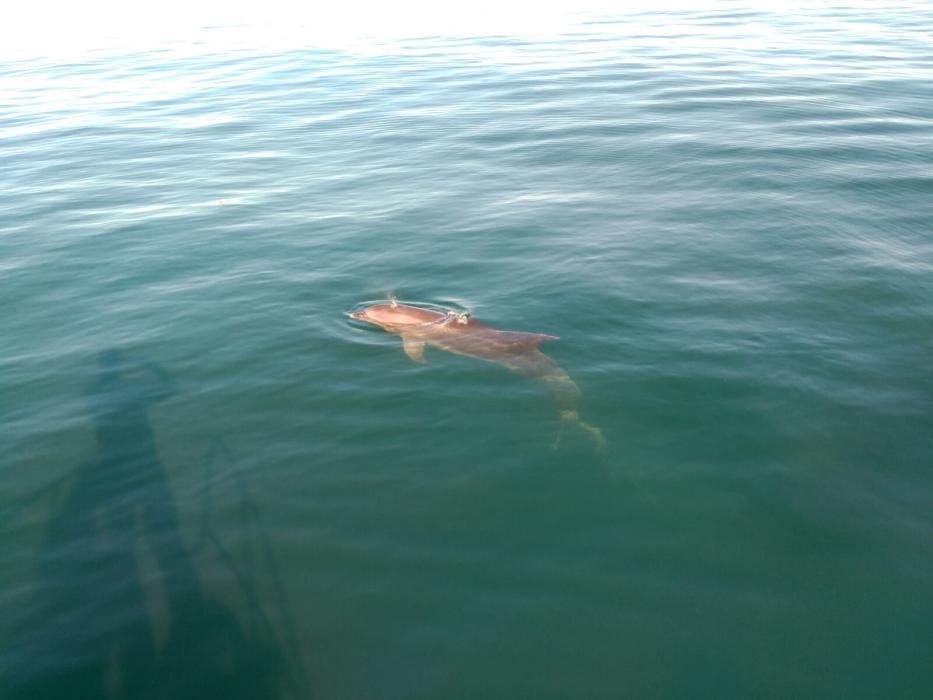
[348,300,604,449]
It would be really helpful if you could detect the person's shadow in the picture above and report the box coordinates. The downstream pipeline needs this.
[5,350,307,699]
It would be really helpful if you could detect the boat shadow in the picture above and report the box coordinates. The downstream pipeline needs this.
[4,349,309,700]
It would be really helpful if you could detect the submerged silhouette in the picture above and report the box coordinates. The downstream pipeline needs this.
[5,350,308,699]
[348,300,605,449]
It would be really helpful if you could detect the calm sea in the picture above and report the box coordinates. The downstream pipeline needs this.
[2,4,932,698]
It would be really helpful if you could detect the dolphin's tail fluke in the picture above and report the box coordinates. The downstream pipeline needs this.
[508,350,605,451]
[526,359,605,451]
[554,410,606,451]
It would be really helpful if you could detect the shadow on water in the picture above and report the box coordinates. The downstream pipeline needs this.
[5,350,309,699]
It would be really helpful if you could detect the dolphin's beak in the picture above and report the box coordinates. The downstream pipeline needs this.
[346,310,364,320]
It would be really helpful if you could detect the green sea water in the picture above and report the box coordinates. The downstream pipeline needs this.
[2,4,933,698]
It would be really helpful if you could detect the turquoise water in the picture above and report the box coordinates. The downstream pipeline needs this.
[3,5,933,698]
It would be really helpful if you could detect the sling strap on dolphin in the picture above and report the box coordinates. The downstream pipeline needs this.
[347,300,605,451]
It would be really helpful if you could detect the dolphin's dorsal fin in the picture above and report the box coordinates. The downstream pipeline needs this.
[402,336,427,364]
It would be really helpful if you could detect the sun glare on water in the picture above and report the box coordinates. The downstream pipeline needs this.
[3,0,828,59]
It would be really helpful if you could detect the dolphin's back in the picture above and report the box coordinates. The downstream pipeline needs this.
[424,325,557,360]
[490,330,559,348]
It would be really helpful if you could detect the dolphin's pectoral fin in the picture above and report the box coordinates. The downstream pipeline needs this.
[402,337,427,364]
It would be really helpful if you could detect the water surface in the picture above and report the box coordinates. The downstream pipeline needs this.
[2,4,933,698]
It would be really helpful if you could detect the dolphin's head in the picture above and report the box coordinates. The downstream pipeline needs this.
[347,302,437,331]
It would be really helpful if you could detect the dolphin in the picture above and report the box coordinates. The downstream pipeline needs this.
[347,299,605,449]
